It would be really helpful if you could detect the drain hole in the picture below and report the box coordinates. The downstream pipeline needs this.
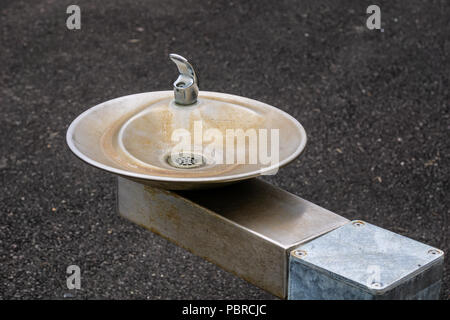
[166,152,206,169]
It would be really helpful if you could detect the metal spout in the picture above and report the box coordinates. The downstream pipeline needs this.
[169,54,199,105]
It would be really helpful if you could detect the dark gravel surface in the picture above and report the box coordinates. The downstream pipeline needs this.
[1,0,448,299]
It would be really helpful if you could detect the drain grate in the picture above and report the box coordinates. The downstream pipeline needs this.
[166,152,206,169]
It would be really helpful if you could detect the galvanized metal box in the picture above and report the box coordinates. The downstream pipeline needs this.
[288,221,444,300]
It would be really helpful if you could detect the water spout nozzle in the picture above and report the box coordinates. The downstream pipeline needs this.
[169,54,199,105]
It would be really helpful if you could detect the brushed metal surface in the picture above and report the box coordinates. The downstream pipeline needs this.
[178,179,348,248]
[118,177,348,298]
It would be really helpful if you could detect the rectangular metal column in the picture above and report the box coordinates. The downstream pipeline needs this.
[117,177,348,298]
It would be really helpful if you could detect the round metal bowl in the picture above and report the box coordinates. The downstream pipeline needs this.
[66,91,307,190]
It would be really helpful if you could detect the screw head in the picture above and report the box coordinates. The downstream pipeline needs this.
[352,220,365,227]
[428,249,442,256]
[369,282,383,289]
[293,249,307,258]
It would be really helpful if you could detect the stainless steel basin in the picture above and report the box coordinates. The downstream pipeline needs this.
[67,91,306,189]
[66,55,306,190]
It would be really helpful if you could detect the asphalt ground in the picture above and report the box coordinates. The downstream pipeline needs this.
[0,0,448,299]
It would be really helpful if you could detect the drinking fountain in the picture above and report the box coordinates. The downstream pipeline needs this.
[67,54,444,299]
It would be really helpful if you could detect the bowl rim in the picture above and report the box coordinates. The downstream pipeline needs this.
[66,90,307,183]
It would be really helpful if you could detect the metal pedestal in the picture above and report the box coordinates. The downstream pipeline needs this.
[117,177,444,299]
